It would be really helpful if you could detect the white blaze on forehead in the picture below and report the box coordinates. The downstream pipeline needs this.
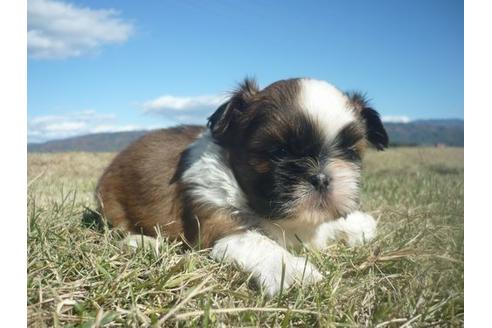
[297,79,356,140]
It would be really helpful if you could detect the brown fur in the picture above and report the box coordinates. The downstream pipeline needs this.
[96,125,203,241]
[181,203,247,248]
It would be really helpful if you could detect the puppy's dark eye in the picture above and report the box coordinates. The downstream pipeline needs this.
[345,147,360,161]
[271,146,290,159]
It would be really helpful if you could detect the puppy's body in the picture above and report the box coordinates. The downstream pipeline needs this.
[96,78,388,296]
[96,125,203,237]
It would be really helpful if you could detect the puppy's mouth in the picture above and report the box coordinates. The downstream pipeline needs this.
[276,184,335,216]
[301,189,333,210]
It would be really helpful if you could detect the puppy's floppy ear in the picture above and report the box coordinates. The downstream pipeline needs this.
[207,78,259,142]
[347,92,389,150]
[207,101,234,138]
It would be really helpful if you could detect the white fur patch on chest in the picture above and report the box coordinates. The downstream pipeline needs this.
[298,79,356,141]
[181,131,247,210]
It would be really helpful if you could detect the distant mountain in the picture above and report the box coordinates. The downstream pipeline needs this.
[27,130,151,153]
[411,118,464,127]
[384,119,463,147]
[27,119,464,152]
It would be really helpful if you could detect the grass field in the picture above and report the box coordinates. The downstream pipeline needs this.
[27,147,464,327]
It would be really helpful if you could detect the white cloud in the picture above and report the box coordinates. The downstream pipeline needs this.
[381,115,412,123]
[43,121,87,132]
[28,111,144,143]
[141,94,227,125]
[27,0,134,59]
[142,95,226,112]
[90,124,142,134]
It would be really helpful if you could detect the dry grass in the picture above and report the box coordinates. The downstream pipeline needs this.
[27,147,463,327]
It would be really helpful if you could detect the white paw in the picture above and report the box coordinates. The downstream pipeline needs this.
[258,255,323,298]
[341,211,377,246]
[210,230,323,298]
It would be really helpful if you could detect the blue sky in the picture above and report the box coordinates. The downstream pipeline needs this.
[27,0,463,143]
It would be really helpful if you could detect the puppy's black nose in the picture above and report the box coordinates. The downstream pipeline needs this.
[309,173,331,190]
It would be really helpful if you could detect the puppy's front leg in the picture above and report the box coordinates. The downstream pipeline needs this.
[312,211,377,249]
[210,230,322,297]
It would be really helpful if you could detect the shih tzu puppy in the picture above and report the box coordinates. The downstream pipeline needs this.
[96,78,388,297]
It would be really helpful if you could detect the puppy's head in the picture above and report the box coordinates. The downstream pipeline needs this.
[208,78,388,222]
